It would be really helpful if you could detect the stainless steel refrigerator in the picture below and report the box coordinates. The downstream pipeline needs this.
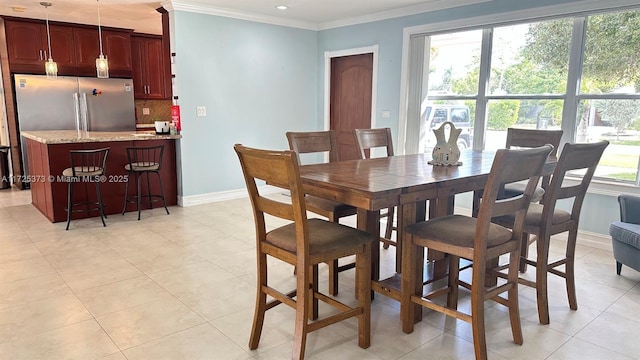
[14,74,136,179]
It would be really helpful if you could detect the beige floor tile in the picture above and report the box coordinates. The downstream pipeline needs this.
[0,319,119,360]
[0,293,92,344]
[0,272,72,310]
[96,296,205,349]
[398,333,501,360]
[547,338,634,360]
[76,275,174,317]
[57,256,143,292]
[0,256,55,284]
[123,323,250,360]
[0,241,42,264]
[576,312,640,358]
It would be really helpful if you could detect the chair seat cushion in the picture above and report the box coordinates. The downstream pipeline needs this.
[305,195,356,215]
[502,182,545,203]
[62,166,103,177]
[405,215,513,248]
[495,203,572,228]
[610,221,640,250]
[125,162,160,171]
[266,218,374,254]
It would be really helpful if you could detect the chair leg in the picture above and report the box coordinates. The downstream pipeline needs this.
[155,171,170,215]
[536,235,551,325]
[355,243,371,349]
[136,172,142,221]
[447,255,460,309]
[519,232,530,273]
[309,265,319,321]
[565,229,578,311]
[95,181,107,227]
[328,260,338,296]
[121,172,131,215]
[507,246,523,345]
[249,252,268,350]
[471,269,488,360]
[65,181,73,231]
[383,207,395,249]
[292,262,310,360]
[616,261,622,275]
[145,171,153,210]
[401,235,422,334]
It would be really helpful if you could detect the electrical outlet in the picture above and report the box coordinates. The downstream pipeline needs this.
[142,107,150,115]
[196,106,207,117]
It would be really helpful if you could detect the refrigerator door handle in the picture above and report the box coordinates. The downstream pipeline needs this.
[73,93,81,132]
[80,93,89,132]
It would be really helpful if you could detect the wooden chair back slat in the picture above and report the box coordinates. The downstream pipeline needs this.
[354,128,394,159]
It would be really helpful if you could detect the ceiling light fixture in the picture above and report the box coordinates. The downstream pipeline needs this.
[40,2,57,79]
[95,0,109,78]
[275,5,288,10]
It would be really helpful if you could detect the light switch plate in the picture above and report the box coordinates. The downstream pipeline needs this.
[196,106,207,117]
[142,107,150,115]
[381,110,391,118]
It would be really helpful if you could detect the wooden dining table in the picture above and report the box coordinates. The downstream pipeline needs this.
[299,150,556,301]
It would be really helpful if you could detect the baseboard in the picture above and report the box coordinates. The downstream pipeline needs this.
[178,185,281,207]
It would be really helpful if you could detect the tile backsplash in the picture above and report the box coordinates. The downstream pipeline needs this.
[135,99,172,124]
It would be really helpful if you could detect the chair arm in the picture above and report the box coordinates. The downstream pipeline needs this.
[618,194,640,225]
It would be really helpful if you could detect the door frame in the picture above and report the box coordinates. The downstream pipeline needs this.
[323,45,379,133]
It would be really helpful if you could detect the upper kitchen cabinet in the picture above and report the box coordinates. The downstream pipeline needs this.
[131,34,169,99]
[103,30,132,77]
[1,17,133,78]
[73,27,132,78]
[4,19,75,73]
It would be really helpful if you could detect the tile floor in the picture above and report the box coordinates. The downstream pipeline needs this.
[0,187,639,359]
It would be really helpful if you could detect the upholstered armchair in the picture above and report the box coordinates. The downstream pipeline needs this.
[610,194,640,275]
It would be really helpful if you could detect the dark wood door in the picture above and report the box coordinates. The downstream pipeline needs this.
[330,53,373,161]
[5,20,45,66]
[130,36,146,98]
[131,35,168,99]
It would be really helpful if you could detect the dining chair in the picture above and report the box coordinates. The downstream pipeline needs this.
[354,128,399,266]
[64,147,110,230]
[234,144,373,360]
[286,130,358,295]
[473,128,563,218]
[492,140,609,325]
[400,145,553,360]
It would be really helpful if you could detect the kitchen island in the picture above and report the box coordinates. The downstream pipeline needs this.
[21,130,181,223]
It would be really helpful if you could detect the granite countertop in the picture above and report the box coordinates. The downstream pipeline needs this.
[21,130,182,144]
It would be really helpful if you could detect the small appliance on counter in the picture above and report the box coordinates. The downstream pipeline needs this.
[154,121,170,134]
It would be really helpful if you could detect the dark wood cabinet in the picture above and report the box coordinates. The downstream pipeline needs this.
[5,20,45,66]
[103,30,132,72]
[3,18,132,77]
[4,20,75,73]
[131,34,169,99]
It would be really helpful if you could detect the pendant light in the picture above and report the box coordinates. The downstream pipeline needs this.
[95,0,109,78]
[41,2,57,79]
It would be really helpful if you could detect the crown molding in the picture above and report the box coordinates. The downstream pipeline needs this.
[317,0,490,30]
[162,0,491,31]
[161,0,318,30]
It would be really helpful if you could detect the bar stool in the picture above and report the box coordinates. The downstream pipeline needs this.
[64,147,110,230]
[121,145,170,220]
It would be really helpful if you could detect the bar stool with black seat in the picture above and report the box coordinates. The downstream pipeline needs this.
[287,130,358,296]
[121,145,170,220]
[64,147,110,230]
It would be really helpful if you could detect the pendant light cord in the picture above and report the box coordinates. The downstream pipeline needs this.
[43,3,53,60]
[97,0,104,55]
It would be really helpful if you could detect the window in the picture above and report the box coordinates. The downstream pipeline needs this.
[413,7,640,184]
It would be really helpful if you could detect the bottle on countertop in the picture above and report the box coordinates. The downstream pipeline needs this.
[169,122,177,135]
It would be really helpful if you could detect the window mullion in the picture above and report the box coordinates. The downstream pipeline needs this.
[474,28,493,150]
[561,17,587,147]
